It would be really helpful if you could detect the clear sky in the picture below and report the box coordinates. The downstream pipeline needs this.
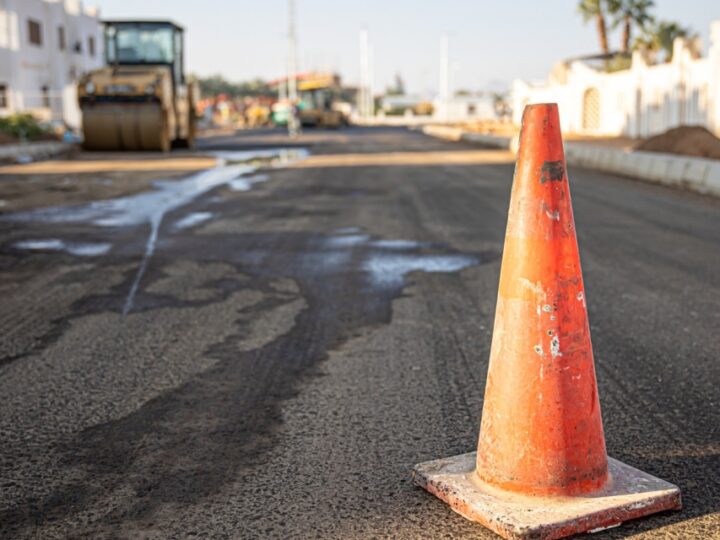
[94,0,720,95]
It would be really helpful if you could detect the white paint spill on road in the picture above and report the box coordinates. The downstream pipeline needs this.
[229,174,269,192]
[4,148,309,314]
[301,251,352,274]
[66,243,112,257]
[6,163,253,228]
[315,231,479,288]
[370,239,422,250]
[325,234,370,248]
[14,239,111,257]
[174,212,214,230]
[362,253,477,288]
[14,239,65,250]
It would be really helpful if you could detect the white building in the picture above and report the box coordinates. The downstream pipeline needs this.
[434,95,498,123]
[512,20,720,139]
[0,0,103,128]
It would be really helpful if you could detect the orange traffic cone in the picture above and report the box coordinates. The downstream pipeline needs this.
[413,103,681,540]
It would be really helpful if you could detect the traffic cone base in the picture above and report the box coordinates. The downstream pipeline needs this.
[413,452,680,540]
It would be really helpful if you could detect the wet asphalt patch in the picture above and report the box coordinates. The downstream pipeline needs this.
[1,225,497,535]
[0,148,499,536]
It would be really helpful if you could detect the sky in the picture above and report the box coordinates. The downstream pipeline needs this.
[94,0,720,95]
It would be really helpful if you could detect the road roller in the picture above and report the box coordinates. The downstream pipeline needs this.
[297,73,346,128]
[78,20,196,151]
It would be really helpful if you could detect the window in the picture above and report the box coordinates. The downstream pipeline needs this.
[106,23,174,64]
[582,87,601,131]
[28,19,42,46]
[58,26,66,50]
[0,85,7,109]
[88,36,95,57]
[41,86,50,108]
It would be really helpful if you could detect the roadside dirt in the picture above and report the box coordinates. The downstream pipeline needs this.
[0,155,217,175]
[636,125,720,159]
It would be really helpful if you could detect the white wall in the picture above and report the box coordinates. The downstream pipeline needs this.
[0,0,103,127]
[433,96,497,122]
[512,20,720,138]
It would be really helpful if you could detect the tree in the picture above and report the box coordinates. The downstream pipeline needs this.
[195,75,274,99]
[655,21,695,61]
[577,0,612,55]
[634,20,695,62]
[386,73,405,96]
[609,0,655,53]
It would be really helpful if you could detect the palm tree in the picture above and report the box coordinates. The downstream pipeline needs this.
[577,0,611,55]
[656,21,695,61]
[609,0,655,53]
[634,21,695,62]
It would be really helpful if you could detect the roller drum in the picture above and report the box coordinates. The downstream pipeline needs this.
[81,104,169,152]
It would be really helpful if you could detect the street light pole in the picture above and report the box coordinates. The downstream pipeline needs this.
[287,0,297,103]
[359,29,369,120]
[367,42,374,121]
[440,34,449,122]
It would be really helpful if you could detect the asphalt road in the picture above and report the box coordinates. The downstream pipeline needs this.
[1,127,719,539]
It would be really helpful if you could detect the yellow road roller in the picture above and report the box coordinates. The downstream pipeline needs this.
[78,20,196,151]
[297,73,346,128]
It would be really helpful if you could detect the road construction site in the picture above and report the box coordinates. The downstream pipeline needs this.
[0,126,719,539]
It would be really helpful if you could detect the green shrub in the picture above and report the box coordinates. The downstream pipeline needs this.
[0,113,53,141]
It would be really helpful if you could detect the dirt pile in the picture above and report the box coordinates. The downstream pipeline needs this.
[636,125,720,160]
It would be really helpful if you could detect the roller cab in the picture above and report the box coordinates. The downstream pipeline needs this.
[78,20,196,152]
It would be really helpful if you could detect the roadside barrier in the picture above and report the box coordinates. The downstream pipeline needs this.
[413,103,681,540]
[422,124,720,197]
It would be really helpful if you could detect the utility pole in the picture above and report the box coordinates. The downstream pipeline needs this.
[439,34,450,121]
[367,42,374,120]
[287,0,297,103]
[278,60,287,102]
[359,29,369,120]
[287,0,300,137]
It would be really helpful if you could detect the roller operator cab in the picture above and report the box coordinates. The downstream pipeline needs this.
[78,20,197,151]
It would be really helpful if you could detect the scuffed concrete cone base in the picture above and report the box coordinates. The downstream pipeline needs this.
[413,452,681,540]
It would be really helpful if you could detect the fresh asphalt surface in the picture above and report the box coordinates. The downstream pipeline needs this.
[0,127,719,539]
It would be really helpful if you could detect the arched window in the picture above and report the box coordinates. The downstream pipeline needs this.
[582,87,600,132]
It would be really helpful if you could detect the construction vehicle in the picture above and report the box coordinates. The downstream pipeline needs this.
[297,73,346,128]
[78,20,196,151]
[269,73,347,128]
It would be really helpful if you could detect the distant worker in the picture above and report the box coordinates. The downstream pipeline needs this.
[288,100,302,138]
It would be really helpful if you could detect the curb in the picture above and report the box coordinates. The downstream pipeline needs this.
[421,125,720,197]
[0,141,75,164]
[564,142,720,197]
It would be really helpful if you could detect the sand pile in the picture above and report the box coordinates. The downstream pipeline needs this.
[636,125,720,160]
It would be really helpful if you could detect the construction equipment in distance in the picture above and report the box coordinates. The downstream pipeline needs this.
[78,20,196,151]
[297,73,346,128]
[270,73,347,128]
